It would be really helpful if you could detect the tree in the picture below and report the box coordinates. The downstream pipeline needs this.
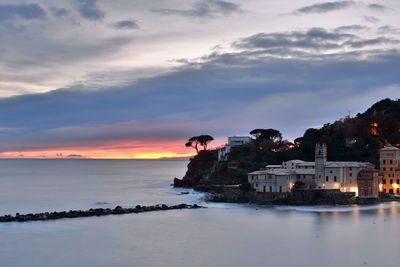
[185,135,214,153]
[197,135,214,150]
[249,128,282,142]
[185,137,199,153]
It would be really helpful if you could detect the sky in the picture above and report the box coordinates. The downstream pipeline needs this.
[0,0,399,159]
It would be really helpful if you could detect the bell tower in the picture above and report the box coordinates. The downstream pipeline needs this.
[315,143,327,189]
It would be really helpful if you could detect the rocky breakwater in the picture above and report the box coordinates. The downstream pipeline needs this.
[0,204,204,223]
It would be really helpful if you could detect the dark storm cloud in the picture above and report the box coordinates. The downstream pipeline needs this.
[152,0,241,19]
[76,0,105,21]
[368,4,390,12]
[0,3,46,22]
[293,1,354,14]
[345,37,399,48]
[0,26,399,151]
[334,25,369,32]
[112,19,139,30]
[378,25,400,34]
[364,16,379,23]
[232,28,397,54]
[50,7,69,18]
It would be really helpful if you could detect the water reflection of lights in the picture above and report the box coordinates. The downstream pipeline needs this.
[274,202,400,213]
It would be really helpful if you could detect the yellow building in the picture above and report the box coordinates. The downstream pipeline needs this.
[379,146,400,195]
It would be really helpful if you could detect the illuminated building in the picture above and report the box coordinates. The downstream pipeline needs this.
[357,169,379,199]
[248,143,375,195]
[379,146,400,195]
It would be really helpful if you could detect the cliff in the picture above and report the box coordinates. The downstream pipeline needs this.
[174,150,248,193]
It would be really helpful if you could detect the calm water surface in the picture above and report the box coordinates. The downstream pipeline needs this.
[0,159,399,267]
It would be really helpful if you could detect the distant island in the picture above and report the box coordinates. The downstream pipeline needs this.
[174,98,400,205]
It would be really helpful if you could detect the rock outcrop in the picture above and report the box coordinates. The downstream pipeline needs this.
[173,150,248,192]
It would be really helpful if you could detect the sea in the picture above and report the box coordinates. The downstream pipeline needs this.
[0,159,399,267]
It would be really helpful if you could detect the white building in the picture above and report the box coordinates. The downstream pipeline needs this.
[248,169,315,193]
[249,143,374,195]
[218,136,252,161]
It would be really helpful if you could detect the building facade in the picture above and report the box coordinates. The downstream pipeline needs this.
[248,143,375,196]
[379,146,400,195]
[357,169,380,199]
[218,136,252,161]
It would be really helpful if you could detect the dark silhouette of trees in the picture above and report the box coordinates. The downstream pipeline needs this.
[250,128,282,142]
[185,135,214,153]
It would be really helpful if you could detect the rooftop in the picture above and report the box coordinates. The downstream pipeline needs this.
[325,161,374,168]
[249,169,315,176]
[380,146,400,151]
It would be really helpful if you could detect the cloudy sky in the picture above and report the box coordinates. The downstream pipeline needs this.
[0,0,399,158]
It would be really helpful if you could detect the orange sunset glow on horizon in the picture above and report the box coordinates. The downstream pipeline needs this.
[0,138,227,159]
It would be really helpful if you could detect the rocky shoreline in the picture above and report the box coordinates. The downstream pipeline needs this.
[0,204,204,223]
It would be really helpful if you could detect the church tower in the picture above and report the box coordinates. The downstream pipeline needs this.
[315,143,327,189]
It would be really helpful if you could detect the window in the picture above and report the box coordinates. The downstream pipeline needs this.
[334,176,337,182]
[279,186,282,193]
[326,176,329,182]
[349,167,352,171]
[397,179,400,184]
[383,160,386,164]
[270,186,272,192]
[256,183,258,187]
[390,160,393,164]
[389,189,394,194]
[390,180,393,184]
[330,170,333,174]
[383,179,386,184]
[397,188,400,194]
[383,167,386,171]
[390,168,393,171]
[349,173,352,177]
[263,186,266,192]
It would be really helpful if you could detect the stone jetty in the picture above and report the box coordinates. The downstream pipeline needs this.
[0,204,204,223]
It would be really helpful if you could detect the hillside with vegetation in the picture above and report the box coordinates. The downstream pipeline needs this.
[174,98,400,190]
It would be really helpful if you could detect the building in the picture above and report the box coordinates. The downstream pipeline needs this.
[379,146,400,195]
[248,143,375,195]
[218,136,252,161]
[357,169,379,199]
[248,169,310,195]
